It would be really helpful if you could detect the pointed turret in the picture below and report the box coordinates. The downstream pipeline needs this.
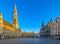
[48,18,53,28]
[13,4,18,29]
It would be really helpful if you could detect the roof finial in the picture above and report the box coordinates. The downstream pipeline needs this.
[50,18,52,22]
[14,2,16,9]
[42,20,44,27]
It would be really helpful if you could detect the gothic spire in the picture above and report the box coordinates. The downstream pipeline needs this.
[13,3,18,29]
[0,13,3,28]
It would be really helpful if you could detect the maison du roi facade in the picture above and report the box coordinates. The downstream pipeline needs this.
[40,17,60,39]
[0,4,21,39]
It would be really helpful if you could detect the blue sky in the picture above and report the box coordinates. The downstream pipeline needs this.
[0,0,60,33]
